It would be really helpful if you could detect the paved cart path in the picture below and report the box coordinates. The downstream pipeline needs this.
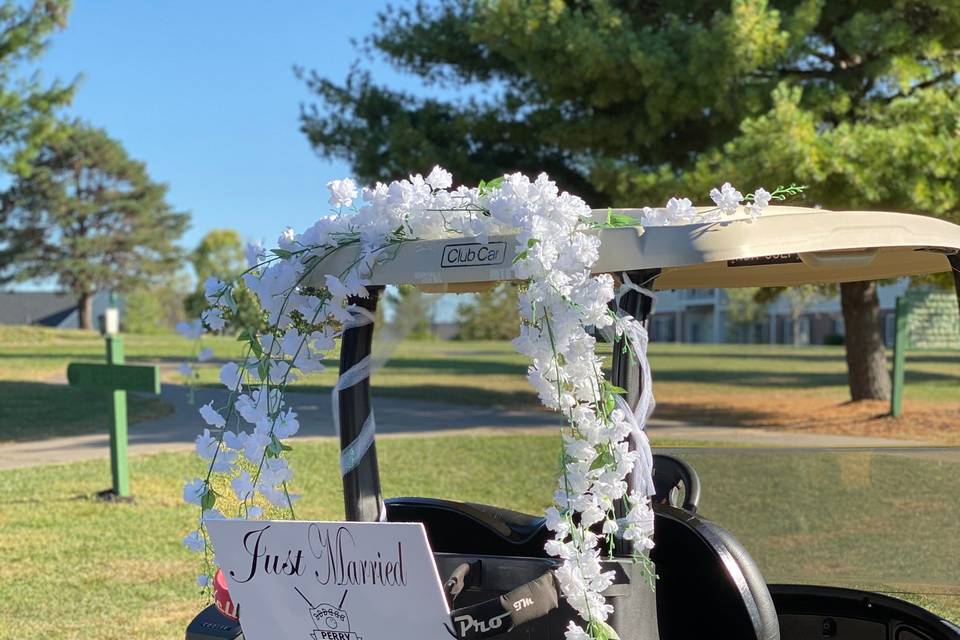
[0,382,945,470]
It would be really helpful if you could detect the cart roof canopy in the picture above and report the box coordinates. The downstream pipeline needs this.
[310,206,960,292]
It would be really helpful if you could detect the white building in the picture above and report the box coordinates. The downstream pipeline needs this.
[648,280,910,346]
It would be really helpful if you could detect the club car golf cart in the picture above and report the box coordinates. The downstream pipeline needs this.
[187,206,960,640]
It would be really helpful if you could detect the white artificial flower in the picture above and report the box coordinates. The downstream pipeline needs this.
[273,409,299,439]
[279,329,301,356]
[709,182,744,215]
[243,428,272,463]
[195,428,219,460]
[234,392,268,425]
[202,308,226,332]
[210,449,236,473]
[199,402,226,429]
[183,478,207,505]
[746,187,772,220]
[219,362,243,389]
[245,240,266,268]
[222,430,248,451]
[261,457,293,486]
[277,226,296,250]
[664,196,696,223]
[178,362,193,377]
[183,530,205,553]
[258,484,290,508]
[564,621,592,640]
[232,471,255,501]
[198,347,214,362]
[327,178,358,207]
[176,319,204,340]
[425,166,453,190]
[203,277,225,305]
[324,274,368,300]
[201,508,225,522]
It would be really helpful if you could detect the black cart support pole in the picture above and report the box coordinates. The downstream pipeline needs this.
[338,288,383,522]
[610,269,660,556]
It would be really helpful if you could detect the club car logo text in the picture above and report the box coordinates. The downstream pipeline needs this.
[441,242,507,268]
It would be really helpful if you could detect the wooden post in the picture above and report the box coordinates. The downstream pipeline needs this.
[890,296,909,418]
[67,337,160,500]
[106,337,130,497]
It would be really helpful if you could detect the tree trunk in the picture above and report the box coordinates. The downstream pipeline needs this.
[840,281,891,400]
[78,292,94,330]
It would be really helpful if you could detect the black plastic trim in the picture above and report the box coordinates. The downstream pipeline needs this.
[770,584,960,640]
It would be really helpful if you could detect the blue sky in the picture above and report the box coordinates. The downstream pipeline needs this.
[39,1,419,251]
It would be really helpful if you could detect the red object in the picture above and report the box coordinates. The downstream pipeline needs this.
[213,569,238,620]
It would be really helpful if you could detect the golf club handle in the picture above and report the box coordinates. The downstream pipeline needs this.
[446,571,560,640]
[443,561,479,609]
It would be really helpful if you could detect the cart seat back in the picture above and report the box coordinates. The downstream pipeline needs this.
[652,504,780,640]
[384,496,549,556]
[385,497,779,640]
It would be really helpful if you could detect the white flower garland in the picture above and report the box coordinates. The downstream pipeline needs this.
[179,168,794,639]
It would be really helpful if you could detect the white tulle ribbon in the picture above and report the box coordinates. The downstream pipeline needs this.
[607,273,658,498]
[332,306,377,476]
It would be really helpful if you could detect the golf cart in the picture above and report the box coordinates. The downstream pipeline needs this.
[187,206,960,640]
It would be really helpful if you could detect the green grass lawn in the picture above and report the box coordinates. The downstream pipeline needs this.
[0,434,956,638]
[1,326,957,442]
[0,383,173,441]
[0,326,201,441]
[190,338,958,408]
[5,326,956,405]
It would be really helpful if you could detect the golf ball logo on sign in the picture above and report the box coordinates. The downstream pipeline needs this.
[299,588,359,640]
[205,520,451,640]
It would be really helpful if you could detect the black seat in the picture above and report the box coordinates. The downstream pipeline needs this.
[651,504,780,640]
[652,454,701,512]
[385,497,779,640]
[384,496,550,557]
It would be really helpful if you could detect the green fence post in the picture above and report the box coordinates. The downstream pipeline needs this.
[890,296,909,418]
[106,336,130,497]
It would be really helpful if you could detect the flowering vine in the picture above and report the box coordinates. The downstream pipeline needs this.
[179,168,798,638]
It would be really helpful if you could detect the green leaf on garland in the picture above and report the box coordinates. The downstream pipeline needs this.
[201,488,216,511]
[605,211,639,228]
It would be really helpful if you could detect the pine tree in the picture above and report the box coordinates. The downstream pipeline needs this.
[0,122,189,329]
[300,0,960,400]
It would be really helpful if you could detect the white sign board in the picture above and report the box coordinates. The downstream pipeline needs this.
[206,520,451,640]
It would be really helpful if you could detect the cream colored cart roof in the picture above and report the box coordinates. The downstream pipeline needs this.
[309,206,960,292]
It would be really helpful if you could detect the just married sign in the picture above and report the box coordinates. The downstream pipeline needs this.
[206,520,452,640]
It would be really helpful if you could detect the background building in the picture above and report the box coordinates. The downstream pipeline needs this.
[648,280,909,346]
[0,291,116,330]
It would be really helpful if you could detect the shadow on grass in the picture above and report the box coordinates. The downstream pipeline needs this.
[653,401,778,428]
[650,348,849,363]
[0,381,173,442]
[282,382,541,410]
[650,368,957,388]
